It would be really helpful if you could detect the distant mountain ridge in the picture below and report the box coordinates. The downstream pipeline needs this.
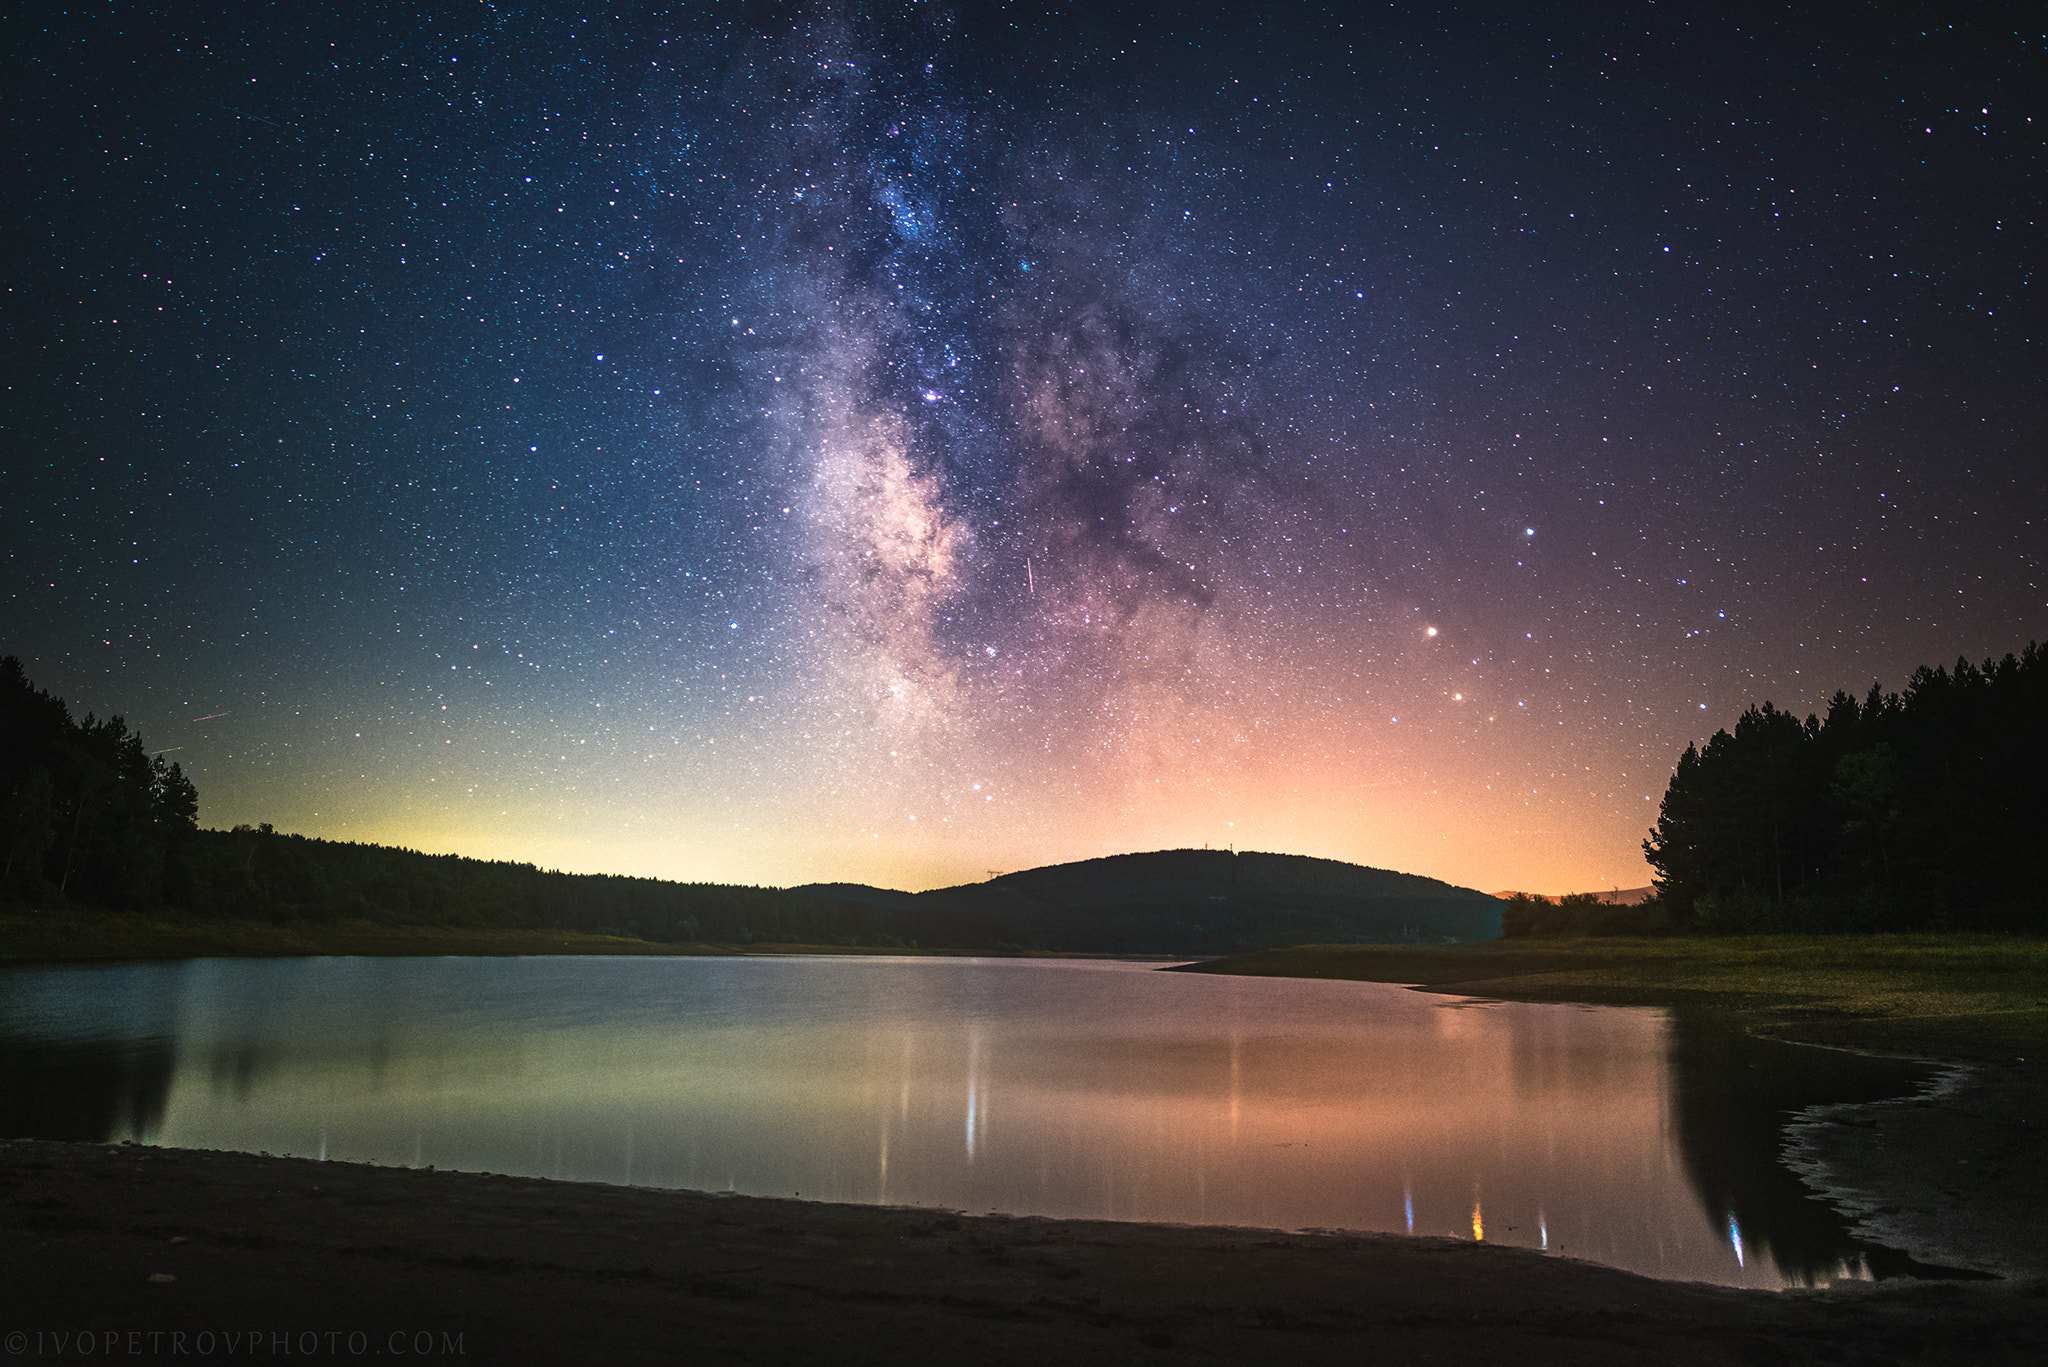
[1492,886,1656,907]
[794,849,1501,952]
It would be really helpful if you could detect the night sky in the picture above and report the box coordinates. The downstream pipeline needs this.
[5,2,2041,895]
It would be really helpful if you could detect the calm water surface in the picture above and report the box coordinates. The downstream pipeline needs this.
[0,955,1930,1289]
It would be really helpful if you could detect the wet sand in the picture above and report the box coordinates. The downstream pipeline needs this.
[3,1138,2043,1366]
[1782,1058,2048,1283]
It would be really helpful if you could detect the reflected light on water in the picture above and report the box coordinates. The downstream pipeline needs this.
[0,955,1931,1290]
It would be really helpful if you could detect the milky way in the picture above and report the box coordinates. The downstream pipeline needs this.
[5,3,2041,892]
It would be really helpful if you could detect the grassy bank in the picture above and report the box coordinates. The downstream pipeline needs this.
[1175,936,2048,1060]
[0,910,736,964]
[0,909,1124,966]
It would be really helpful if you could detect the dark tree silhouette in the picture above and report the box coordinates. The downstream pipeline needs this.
[1644,643,2045,932]
[1,657,198,909]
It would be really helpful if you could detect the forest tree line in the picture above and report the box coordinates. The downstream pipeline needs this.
[0,656,960,943]
[1639,642,2044,933]
[1,657,198,910]
[7,647,2042,941]
[0,656,1492,951]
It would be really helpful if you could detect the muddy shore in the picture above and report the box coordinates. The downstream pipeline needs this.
[4,1138,2044,1366]
[1781,1058,2048,1283]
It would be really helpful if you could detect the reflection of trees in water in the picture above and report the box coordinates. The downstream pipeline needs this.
[0,1034,176,1142]
[1665,1016,1974,1282]
[205,1043,281,1101]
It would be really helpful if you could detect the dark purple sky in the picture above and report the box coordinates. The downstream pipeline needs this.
[5,1,2040,892]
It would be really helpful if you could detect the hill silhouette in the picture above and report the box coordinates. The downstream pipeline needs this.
[5,645,1496,953]
[796,849,1501,952]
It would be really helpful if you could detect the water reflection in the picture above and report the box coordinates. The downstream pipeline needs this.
[1665,1014,1950,1283]
[0,956,1938,1289]
[0,960,186,1142]
[0,1034,175,1142]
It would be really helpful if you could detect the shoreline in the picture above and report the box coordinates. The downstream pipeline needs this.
[4,1139,2043,1365]
[1780,1057,2047,1283]
[6,929,2046,1359]
[1177,940,2048,1288]
[0,910,1178,968]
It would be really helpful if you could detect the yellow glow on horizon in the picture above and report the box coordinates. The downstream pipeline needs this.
[187,639,1662,897]
[204,748,1657,895]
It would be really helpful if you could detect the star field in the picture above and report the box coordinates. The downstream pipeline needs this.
[4,2,2041,893]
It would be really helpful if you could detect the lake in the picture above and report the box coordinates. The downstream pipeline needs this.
[0,954,1934,1289]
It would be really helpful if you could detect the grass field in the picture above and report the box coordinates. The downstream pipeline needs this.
[1176,936,2048,1060]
